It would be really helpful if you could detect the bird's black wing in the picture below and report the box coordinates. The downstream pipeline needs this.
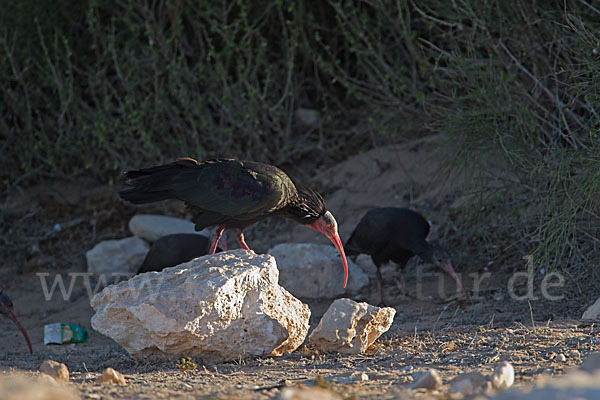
[171,159,296,222]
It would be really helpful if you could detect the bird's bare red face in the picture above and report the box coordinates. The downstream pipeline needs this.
[307,211,349,288]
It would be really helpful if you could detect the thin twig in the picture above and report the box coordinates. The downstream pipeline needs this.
[528,300,536,330]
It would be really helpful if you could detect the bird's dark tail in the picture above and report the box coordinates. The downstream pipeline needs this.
[119,157,199,204]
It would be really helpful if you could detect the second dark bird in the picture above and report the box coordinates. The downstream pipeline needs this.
[120,157,349,287]
[344,207,467,304]
[138,233,221,274]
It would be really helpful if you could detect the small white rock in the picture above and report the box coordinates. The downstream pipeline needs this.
[128,214,209,242]
[309,298,395,354]
[491,361,515,391]
[557,353,567,363]
[409,369,442,390]
[86,236,149,276]
[39,360,70,382]
[97,368,126,385]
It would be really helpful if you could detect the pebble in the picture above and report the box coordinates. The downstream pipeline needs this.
[491,361,514,391]
[449,371,487,395]
[408,369,442,390]
[569,349,580,359]
[556,353,567,362]
[97,368,127,385]
[39,360,69,383]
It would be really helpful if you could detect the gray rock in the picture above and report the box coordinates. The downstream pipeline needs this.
[409,369,442,390]
[294,108,319,127]
[86,236,149,276]
[268,243,369,299]
[582,298,600,320]
[309,298,395,354]
[581,353,600,373]
[128,214,209,242]
[449,371,487,395]
[91,250,310,362]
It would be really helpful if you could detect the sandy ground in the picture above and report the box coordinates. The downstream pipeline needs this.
[1,136,597,399]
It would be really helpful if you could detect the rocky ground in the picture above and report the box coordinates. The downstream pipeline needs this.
[1,137,599,399]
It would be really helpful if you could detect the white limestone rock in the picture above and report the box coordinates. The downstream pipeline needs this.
[128,214,209,242]
[86,236,149,276]
[268,243,369,299]
[492,361,515,391]
[309,298,395,354]
[90,250,310,362]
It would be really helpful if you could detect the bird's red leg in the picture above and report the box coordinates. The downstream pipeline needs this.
[236,229,251,250]
[218,231,229,251]
[208,226,225,254]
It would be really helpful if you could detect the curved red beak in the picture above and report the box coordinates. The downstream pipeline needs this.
[6,311,33,354]
[307,211,349,288]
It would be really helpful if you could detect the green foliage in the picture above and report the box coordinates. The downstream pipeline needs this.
[417,0,600,271]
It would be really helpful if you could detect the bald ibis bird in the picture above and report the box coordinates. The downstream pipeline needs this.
[0,287,32,353]
[138,233,221,273]
[344,207,467,304]
[120,158,349,287]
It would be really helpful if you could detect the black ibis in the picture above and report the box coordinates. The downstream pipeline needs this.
[0,287,33,354]
[138,233,221,273]
[344,207,467,304]
[120,158,349,287]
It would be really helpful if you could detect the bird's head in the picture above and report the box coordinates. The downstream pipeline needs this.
[0,287,33,354]
[307,211,349,288]
[428,245,468,299]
